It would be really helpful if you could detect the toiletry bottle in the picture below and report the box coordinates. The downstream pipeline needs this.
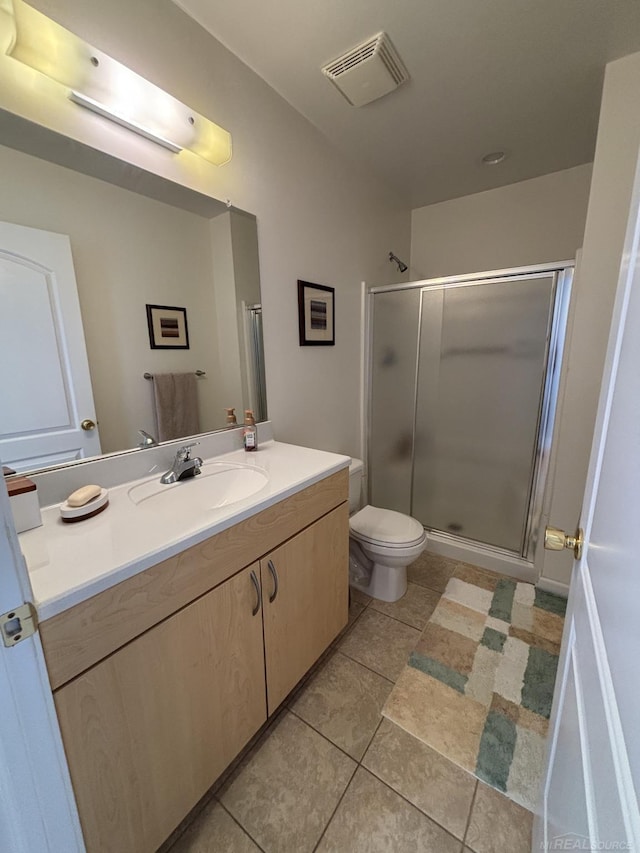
[243,410,257,451]
[225,407,237,428]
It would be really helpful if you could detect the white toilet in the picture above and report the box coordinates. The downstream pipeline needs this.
[348,459,427,602]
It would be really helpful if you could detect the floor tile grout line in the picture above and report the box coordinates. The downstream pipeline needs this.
[333,601,371,644]
[217,798,268,853]
[286,614,364,709]
[344,602,370,633]
[405,577,453,595]
[358,716,384,766]
[334,646,397,685]
[287,623,391,711]
[461,779,479,849]
[218,675,385,852]
[164,709,288,851]
[331,648,396,685]
[287,706,364,765]
[354,764,467,846]
[311,762,359,853]
[216,696,361,853]
[161,799,211,853]
[216,706,477,853]
[292,704,471,849]
[214,706,288,801]
[367,603,433,632]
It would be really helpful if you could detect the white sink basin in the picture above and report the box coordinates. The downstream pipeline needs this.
[128,461,269,511]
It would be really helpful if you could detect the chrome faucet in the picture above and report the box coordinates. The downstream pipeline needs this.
[160,443,203,484]
[138,429,158,448]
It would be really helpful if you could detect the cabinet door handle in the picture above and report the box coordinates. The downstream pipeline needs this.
[250,569,262,616]
[267,560,279,603]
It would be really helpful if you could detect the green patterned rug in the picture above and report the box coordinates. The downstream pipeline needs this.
[383,564,566,811]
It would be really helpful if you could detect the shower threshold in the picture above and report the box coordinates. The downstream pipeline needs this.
[424,528,538,585]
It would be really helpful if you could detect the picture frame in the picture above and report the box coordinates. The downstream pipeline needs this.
[146,304,190,350]
[297,280,335,346]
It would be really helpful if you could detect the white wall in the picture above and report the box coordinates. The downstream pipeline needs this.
[411,164,593,279]
[540,51,640,590]
[2,0,410,459]
[0,143,223,453]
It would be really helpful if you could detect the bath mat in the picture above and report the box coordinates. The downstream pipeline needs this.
[382,564,566,811]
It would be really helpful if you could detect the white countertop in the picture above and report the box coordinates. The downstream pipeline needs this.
[20,441,350,621]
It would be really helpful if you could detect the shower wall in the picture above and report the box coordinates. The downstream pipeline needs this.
[369,266,571,558]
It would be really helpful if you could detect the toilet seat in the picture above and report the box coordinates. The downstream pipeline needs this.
[349,505,425,548]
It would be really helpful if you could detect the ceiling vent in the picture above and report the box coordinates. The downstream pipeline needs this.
[322,32,409,107]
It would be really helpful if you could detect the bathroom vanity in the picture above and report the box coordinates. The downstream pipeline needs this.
[19,441,349,853]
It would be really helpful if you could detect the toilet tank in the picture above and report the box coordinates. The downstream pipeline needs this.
[348,458,364,514]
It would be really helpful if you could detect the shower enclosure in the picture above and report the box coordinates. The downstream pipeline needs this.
[367,262,573,566]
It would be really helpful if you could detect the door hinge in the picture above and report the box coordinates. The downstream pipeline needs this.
[0,602,38,647]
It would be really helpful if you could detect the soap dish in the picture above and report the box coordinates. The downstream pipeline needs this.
[60,488,109,523]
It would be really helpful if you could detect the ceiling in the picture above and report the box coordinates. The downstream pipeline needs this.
[174,0,640,208]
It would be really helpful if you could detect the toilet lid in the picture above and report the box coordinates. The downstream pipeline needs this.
[350,505,425,547]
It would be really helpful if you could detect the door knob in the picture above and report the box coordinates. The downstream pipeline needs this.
[544,525,584,560]
[81,418,96,431]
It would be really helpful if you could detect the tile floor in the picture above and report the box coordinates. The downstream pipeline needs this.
[167,552,534,853]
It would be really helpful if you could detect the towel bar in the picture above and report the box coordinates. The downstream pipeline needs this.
[144,370,206,379]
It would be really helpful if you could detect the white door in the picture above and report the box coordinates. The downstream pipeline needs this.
[0,221,100,472]
[0,465,85,851]
[536,156,640,849]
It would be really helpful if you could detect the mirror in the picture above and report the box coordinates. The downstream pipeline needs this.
[0,113,267,475]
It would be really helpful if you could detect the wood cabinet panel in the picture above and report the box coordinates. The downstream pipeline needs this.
[41,468,348,689]
[261,503,349,713]
[54,563,267,853]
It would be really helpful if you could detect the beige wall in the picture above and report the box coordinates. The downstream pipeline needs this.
[2,0,410,458]
[411,164,593,279]
[539,51,640,590]
[0,143,224,453]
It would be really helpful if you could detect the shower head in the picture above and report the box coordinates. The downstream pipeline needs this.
[389,252,408,274]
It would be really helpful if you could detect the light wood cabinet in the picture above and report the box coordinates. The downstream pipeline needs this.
[54,563,267,853]
[43,471,349,853]
[261,504,349,713]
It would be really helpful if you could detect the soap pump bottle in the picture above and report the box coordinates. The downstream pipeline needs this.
[243,410,257,451]
[225,407,237,428]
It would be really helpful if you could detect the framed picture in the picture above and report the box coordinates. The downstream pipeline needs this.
[146,304,190,349]
[297,280,335,346]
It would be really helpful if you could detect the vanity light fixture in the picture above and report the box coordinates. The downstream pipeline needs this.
[5,0,232,166]
[68,90,184,154]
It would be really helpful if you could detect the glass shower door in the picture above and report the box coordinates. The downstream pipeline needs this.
[369,288,421,514]
[412,275,555,553]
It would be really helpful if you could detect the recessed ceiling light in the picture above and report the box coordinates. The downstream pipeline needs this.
[481,151,507,166]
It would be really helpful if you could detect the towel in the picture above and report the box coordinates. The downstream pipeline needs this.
[151,373,200,442]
